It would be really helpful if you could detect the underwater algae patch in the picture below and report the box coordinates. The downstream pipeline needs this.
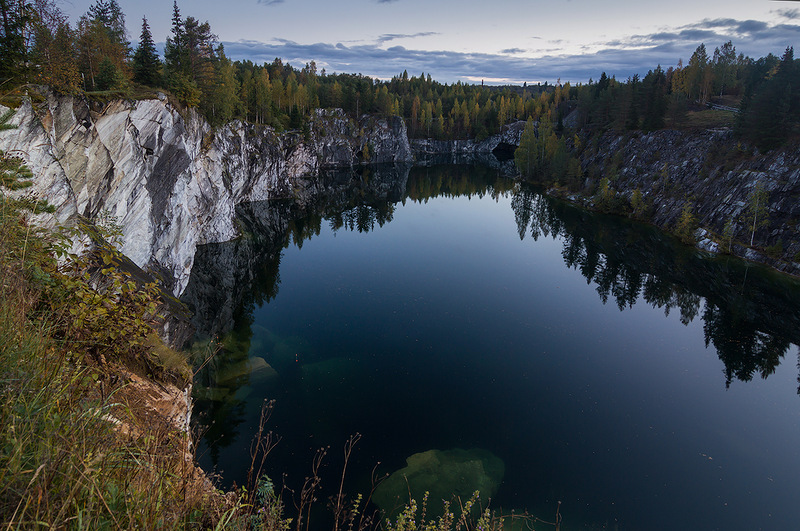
[373,448,505,518]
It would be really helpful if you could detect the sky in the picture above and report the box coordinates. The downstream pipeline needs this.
[63,0,800,84]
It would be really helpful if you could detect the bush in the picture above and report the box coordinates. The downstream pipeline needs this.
[765,240,784,259]
[674,201,698,244]
[0,196,216,529]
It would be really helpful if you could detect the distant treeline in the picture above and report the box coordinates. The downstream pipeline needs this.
[1,1,797,149]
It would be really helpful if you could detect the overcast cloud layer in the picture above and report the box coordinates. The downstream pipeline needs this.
[221,15,800,84]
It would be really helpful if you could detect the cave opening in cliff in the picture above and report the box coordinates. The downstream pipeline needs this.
[492,142,517,161]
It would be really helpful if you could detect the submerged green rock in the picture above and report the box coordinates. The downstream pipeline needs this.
[372,448,505,519]
[215,356,278,385]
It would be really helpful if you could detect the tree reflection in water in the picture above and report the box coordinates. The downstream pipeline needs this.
[510,185,800,390]
[185,164,800,470]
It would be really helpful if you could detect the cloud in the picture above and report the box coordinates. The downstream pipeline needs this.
[221,17,800,84]
[774,8,800,19]
[736,19,769,35]
[592,17,799,59]
[377,32,439,43]
[257,0,285,5]
[222,38,632,84]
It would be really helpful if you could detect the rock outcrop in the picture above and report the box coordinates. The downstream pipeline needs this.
[577,129,800,275]
[0,94,412,295]
[4,92,799,291]
[410,120,526,158]
[410,121,525,176]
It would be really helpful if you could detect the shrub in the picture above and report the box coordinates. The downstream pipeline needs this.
[0,196,214,529]
[674,201,698,244]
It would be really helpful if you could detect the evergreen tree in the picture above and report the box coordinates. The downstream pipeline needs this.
[76,0,130,91]
[95,55,122,90]
[0,108,34,190]
[0,0,33,82]
[164,2,217,108]
[736,50,794,151]
[640,66,667,131]
[87,0,127,49]
[164,1,187,78]
[595,71,610,96]
[625,74,640,130]
[132,16,160,86]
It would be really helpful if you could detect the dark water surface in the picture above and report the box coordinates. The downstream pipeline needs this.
[184,164,800,530]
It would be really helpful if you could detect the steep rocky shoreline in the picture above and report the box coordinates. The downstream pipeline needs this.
[2,94,799,299]
[574,129,800,276]
[0,95,413,296]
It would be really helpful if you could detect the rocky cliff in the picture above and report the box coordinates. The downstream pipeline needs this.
[410,120,526,157]
[576,130,800,276]
[410,121,525,176]
[4,93,799,295]
[0,94,412,295]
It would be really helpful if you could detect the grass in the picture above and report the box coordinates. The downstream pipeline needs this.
[0,195,231,528]
[679,108,736,131]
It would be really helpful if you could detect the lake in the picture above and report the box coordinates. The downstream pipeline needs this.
[183,164,800,530]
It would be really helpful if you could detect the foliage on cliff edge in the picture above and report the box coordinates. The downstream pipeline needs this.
[0,181,224,527]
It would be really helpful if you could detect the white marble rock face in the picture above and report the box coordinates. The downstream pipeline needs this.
[0,96,413,295]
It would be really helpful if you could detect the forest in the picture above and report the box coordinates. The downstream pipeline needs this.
[1,0,798,152]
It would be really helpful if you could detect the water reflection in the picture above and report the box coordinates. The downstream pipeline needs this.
[509,188,800,389]
[183,164,800,486]
[182,164,515,341]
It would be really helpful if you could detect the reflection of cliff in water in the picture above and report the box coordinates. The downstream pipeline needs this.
[182,163,515,340]
[184,163,800,418]
[511,187,800,389]
[184,163,515,463]
[413,151,518,177]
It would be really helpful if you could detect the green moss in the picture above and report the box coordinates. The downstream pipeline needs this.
[373,448,505,520]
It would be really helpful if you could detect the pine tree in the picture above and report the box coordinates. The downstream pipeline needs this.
[0,108,34,191]
[641,66,667,131]
[96,55,123,90]
[132,16,160,86]
[736,49,795,151]
[164,1,187,78]
[164,2,218,108]
[77,0,130,91]
[0,0,32,82]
